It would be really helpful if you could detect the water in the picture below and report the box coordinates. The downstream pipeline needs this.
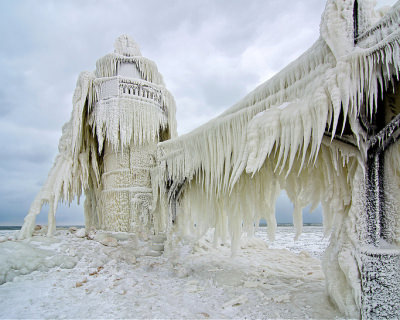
[0,225,328,258]
[256,225,329,258]
[0,225,84,238]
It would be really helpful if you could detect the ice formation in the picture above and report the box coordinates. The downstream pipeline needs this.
[18,0,400,318]
[156,0,400,317]
[0,238,78,285]
[20,35,176,239]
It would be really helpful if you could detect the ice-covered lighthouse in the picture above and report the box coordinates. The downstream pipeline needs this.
[19,35,176,238]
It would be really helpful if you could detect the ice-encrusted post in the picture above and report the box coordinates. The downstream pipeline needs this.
[359,127,400,318]
[352,2,400,316]
[364,119,386,246]
[358,88,400,319]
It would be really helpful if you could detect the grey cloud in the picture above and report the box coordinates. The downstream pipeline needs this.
[0,145,54,167]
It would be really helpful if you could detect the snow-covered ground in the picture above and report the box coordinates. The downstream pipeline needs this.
[0,226,343,319]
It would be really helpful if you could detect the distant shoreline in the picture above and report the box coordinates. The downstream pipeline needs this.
[0,225,85,230]
[272,223,323,226]
[0,223,323,230]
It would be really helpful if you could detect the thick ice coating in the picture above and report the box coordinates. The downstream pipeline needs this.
[20,35,177,239]
[18,1,400,318]
[157,0,400,316]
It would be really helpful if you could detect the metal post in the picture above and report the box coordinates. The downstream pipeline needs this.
[353,0,359,44]
[365,150,384,245]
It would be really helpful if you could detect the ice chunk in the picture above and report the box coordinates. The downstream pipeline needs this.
[0,241,78,284]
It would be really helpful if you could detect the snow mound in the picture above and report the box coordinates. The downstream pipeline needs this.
[0,227,341,319]
[0,239,78,285]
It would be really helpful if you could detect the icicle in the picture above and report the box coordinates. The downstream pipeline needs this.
[158,1,400,260]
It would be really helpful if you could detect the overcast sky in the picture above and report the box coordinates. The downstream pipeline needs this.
[0,0,397,226]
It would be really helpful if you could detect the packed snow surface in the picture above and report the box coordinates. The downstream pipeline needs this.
[0,226,343,319]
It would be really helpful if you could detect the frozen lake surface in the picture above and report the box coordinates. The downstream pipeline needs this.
[259,225,329,258]
[0,226,341,319]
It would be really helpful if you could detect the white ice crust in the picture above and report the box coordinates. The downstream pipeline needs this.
[18,1,400,317]
[156,1,400,316]
[20,35,177,239]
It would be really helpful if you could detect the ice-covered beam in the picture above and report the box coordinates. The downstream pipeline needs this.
[367,112,400,154]
[363,112,400,246]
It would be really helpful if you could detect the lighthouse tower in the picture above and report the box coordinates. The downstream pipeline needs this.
[86,35,176,234]
[19,35,176,239]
